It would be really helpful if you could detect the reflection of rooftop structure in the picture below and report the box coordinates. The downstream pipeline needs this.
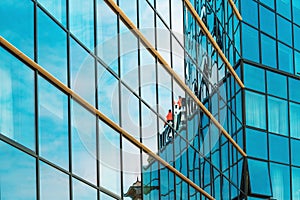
[124,178,142,200]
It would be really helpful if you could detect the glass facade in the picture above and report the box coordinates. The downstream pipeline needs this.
[0,0,298,200]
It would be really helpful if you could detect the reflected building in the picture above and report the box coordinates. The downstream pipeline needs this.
[0,0,299,200]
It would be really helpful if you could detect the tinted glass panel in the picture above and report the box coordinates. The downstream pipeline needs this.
[270,163,290,200]
[38,0,66,26]
[261,34,276,68]
[37,8,67,84]
[38,76,69,169]
[294,25,300,51]
[292,167,300,200]
[246,128,267,159]
[260,0,274,9]
[245,91,266,129]
[290,102,300,139]
[244,64,265,92]
[295,50,300,76]
[278,42,293,73]
[276,0,291,19]
[241,0,258,27]
[289,78,300,102]
[40,161,69,199]
[268,97,288,135]
[72,101,97,184]
[0,0,34,58]
[291,139,300,166]
[72,178,97,200]
[0,141,36,200]
[69,0,94,50]
[242,24,259,62]
[0,47,35,150]
[267,71,287,99]
[269,134,289,164]
[99,120,121,196]
[259,5,275,37]
[248,159,272,196]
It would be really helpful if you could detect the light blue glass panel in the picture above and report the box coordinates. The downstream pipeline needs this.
[244,64,265,92]
[97,0,118,74]
[156,0,170,27]
[70,38,95,106]
[291,139,300,166]
[295,50,300,76]
[100,192,115,200]
[0,47,35,150]
[119,0,137,26]
[270,163,290,200]
[0,141,36,200]
[278,42,293,73]
[0,0,34,58]
[269,134,289,164]
[241,0,258,27]
[99,120,121,196]
[290,102,300,139]
[242,24,259,62]
[277,16,292,46]
[267,71,287,99]
[293,1,300,25]
[292,167,300,200]
[268,97,288,135]
[276,0,291,19]
[72,178,97,200]
[72,100,97,185]
[69,0,94,50]
[261,33,276,68]
[38,76,69,169]
[246,129,267,159]
[98,64,120,125]
[245,91,266,129]
[40,161,69,199]
[38,9,67,84]
[260,0,274,9]
[289,77,300,102]
[38,0,66,26]
[294,25,300,51]
[259,5,275,37]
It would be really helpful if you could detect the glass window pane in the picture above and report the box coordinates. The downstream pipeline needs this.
[245,91,266,129]
[71,100,97,185]
[294,25,300,51]
[141,104,158,152]
[37,8,67,84]
[261,34,276,68]
[156,0,170,27]
[69,0,94,50]
[290,102,300,139]
[277,16,292,46]
[98,64,120,125]
[289,77,300,102]
[268,97,288,135]
[40,161,69,199]
[38,76,69,169]
[38,0,66,26]
[269,134,289,164]
[0,47,35,150]
[119,0,137,26]
[259,5,275,37]
[270,163,290,200]
[291,139,300,166]
[295,50,300,76]
[260,0,274,9]
[278,42,293,73]
[242,24,259,62]
[0,0,34,58]
[70,38,95,106]
[276,0,291,19]
[267,71,287,98]
[241,0,258,27]
[292,167,300,200]
[247,159,272,196]
[99,120,121,196]
[0,141,36,200]
[72,178,97,200]
[246,128,267,159]
[97,0,118,74]
[244,64,265,92]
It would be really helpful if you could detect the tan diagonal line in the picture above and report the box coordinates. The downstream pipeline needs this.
[0,36,215,200]
[184,0,245,89]
[104,0,247,158]
[227,0,243,21]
